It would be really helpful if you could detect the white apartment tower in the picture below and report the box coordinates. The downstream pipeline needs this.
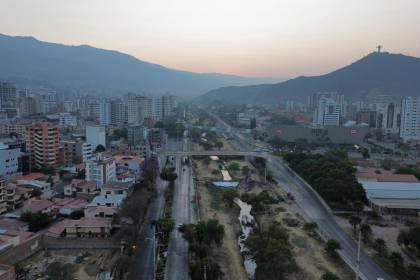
[86,125,106,149]
[313,97,341,127]
[400,96,420,142]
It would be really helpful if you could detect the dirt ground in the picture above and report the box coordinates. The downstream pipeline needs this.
[20,249,116,280]
[335,215,414,263]
[195,157,355,280]
[195,158,248,280]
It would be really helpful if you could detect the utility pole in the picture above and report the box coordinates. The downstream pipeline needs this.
[376,45,382,53]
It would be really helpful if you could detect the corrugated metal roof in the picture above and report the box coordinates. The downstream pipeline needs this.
[361,181,420,199]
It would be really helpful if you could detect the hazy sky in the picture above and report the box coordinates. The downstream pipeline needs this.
[1,0,420,79]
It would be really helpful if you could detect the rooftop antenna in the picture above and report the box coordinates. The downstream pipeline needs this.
[376,45,382,53]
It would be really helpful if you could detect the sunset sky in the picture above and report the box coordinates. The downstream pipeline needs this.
[1,0,420,79]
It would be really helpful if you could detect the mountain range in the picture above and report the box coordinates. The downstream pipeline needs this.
[0,34,269,98]
[197,51,420,104]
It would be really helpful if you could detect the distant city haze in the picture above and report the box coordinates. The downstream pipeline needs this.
[1,0,420,79]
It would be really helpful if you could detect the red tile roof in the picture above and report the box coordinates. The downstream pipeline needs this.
[14,173,46,181]
[357,168,419,183]
[22,198,55,213]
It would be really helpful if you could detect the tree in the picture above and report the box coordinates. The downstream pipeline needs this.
[362,148,370,159]
[389,251,404,273]
[348,215,361,235]
[321,271,340,280]
[228,162,240,172]
[398,226,420,259]
[325,239,341,258]
[160,168,178,181]
[214,141,223,150]
[211,169,220,176]
[70,209,85,220]
[203,157,211,166]
[154,218,175,242]
[95,144,106,152]
[245,222,297,280]
[20,211,52,232]
[30,188,43,198]
[360,224,372,243]
[303,222,318,233]
[39,164,56,175]
[46,262,76,280]
[75,169,86,179]
[47,175,54,189]
[373,238,387,256]
[114,255,131,280]
[222,189,238,208]
[241,166,250,177]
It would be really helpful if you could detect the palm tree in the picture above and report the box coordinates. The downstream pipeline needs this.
[348,215,361,236]
[360,224,372,243]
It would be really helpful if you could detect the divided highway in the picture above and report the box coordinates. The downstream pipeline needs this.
[165,137,196,280]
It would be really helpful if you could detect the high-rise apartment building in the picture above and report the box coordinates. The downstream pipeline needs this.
[61,139,93,165]
[99,100,111,125]
[161,95,177,119]
[307,92,344,112]
[86,125,106,149]
[0,142,20,180]
[127,94,177,123]
[0,82,17,109]
[400,96,420,142]
[0,82,18,118]
[127,123,145,145]
[110,100,127,126]
[313,97,341,127]
[26,122,60,168]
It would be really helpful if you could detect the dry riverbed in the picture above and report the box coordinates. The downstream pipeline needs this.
[194,157,354,280]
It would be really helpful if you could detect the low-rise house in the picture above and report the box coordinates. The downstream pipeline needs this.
[15,179,53,198]
[114,155,144,182]
[84,206,117,219]
[21,198,55,215]
[46,218,112,238]
[0,218,28,232]
[100,182,132,198]
[0,230,33,247]
[5,183,31,211]
[88,194,125,208]
[0,263,15,280]
[64,179,97,198]
[52,198,88,216]
[13,172,56,198]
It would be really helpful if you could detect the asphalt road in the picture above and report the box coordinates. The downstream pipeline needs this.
[130,155,167,280]
[208,110,391,280]
[266,155,391,280]
[165,137,196,280]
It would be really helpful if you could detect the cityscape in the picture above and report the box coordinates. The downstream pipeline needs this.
[1,1,420,280]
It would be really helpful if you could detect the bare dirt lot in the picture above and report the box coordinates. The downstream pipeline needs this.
[19,249,117,280]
